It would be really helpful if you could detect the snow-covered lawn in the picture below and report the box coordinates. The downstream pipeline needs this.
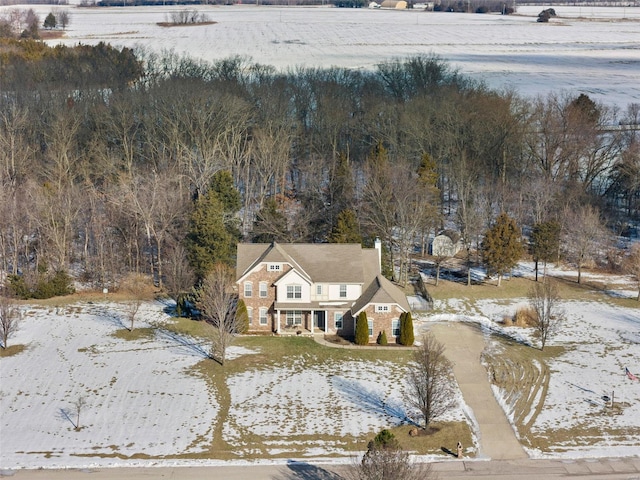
[3,4,638,107]
[1,262,638,469]
[420,294,640,458]
[1,302,467,469]
[0,303,218,469]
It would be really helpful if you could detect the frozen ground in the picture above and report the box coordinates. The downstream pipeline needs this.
[3,3,639,108]
[0,301,465,469]
[424,284,640,458]
[0,303,218,468]
[1,263,638,468]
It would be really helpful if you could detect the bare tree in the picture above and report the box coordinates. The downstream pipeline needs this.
[528,279,564,350]
[432,253,450,287]
[73,396,86,431]
[345,430,434,480]
[113,170,187,288]
[623,243,640,302]
[58,10,70,29]
[196,263,242,366]
[30,182,82,272]
[0,294,19,349]
[119,273,149,331]
[163,243,195,302]
[562,205,608,284]
[405,333,455,429]
[0,103,34,186]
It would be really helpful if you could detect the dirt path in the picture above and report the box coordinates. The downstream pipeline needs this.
[429,322,528,460]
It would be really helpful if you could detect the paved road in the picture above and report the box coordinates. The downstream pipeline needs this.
[2,457,640,479]
[429,321,528,460]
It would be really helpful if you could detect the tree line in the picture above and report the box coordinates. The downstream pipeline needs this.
[1,41,639,300]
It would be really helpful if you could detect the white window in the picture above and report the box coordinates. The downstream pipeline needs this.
[339,284,347,298]
[268,263,281,271]
[376,304,390,313]
[368,320,374,336]
[392,319,400,336]
[259,282,268,298]
[287,285,302,299]
[259,308,268,325]
[247,308,253,325]
[244,282,253,298]
[286,311,302,326]
[316,284,323,295]
[334,312,343,330]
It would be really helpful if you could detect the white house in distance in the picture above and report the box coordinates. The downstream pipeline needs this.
[235,241,410,342]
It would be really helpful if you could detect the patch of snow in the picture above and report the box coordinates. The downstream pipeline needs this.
[0,302,218,469]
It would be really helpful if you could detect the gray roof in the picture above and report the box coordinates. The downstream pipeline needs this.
[352,274,411,315]
[237,242,410,314]
[237,242,369,284]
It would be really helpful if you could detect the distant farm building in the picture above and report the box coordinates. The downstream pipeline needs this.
[430,231,462,257]
[380,0,408,8]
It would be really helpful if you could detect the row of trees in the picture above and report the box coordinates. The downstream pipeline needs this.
[0,8,69,39]
[0,8,40,38]
[1,42,639,301]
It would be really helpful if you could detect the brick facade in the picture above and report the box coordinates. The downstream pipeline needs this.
[240,264,292,333]
[236,242,411,339]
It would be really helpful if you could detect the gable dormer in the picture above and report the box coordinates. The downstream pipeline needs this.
[273,268,312,303]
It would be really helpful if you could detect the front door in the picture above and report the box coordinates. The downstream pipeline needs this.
[314,311,326,331]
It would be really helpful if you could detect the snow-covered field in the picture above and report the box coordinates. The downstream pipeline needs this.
[4,3,639,107]
[1,301,468,469]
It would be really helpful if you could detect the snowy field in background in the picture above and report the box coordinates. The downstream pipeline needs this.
[2,3,639,108]
[1,301,467,469]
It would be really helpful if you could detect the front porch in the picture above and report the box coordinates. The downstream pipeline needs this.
[272,308,331,335]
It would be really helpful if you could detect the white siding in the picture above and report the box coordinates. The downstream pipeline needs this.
[327,283,361,300]
[275,270,311,303]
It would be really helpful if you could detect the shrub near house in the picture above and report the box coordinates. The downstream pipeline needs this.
[236,241,410,343]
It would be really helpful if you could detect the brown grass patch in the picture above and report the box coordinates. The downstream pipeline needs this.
[0,344,26,357]
[512,306,537,327]
[390,422,474,456]
[112,327,156,341]
[39,30,65,40]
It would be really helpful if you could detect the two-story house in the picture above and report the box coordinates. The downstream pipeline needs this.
[236,240,410,342]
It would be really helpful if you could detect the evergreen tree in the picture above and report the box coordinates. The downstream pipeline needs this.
[355,311,369,345]
[398,312,406,345]
[530,220,560,281]
[481,213,523,286]
[185,189,235,281]
[209,170,242,240]
[399,311,414,346]
[235,299,249,334]
[328,209,362,244]
[328,152,355,215]
[43,12,56,30]
[371,429,398,449]
[417,153,439,189]
[252,198,289,243]
[209,170,241,215]
[377,330,388,345]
